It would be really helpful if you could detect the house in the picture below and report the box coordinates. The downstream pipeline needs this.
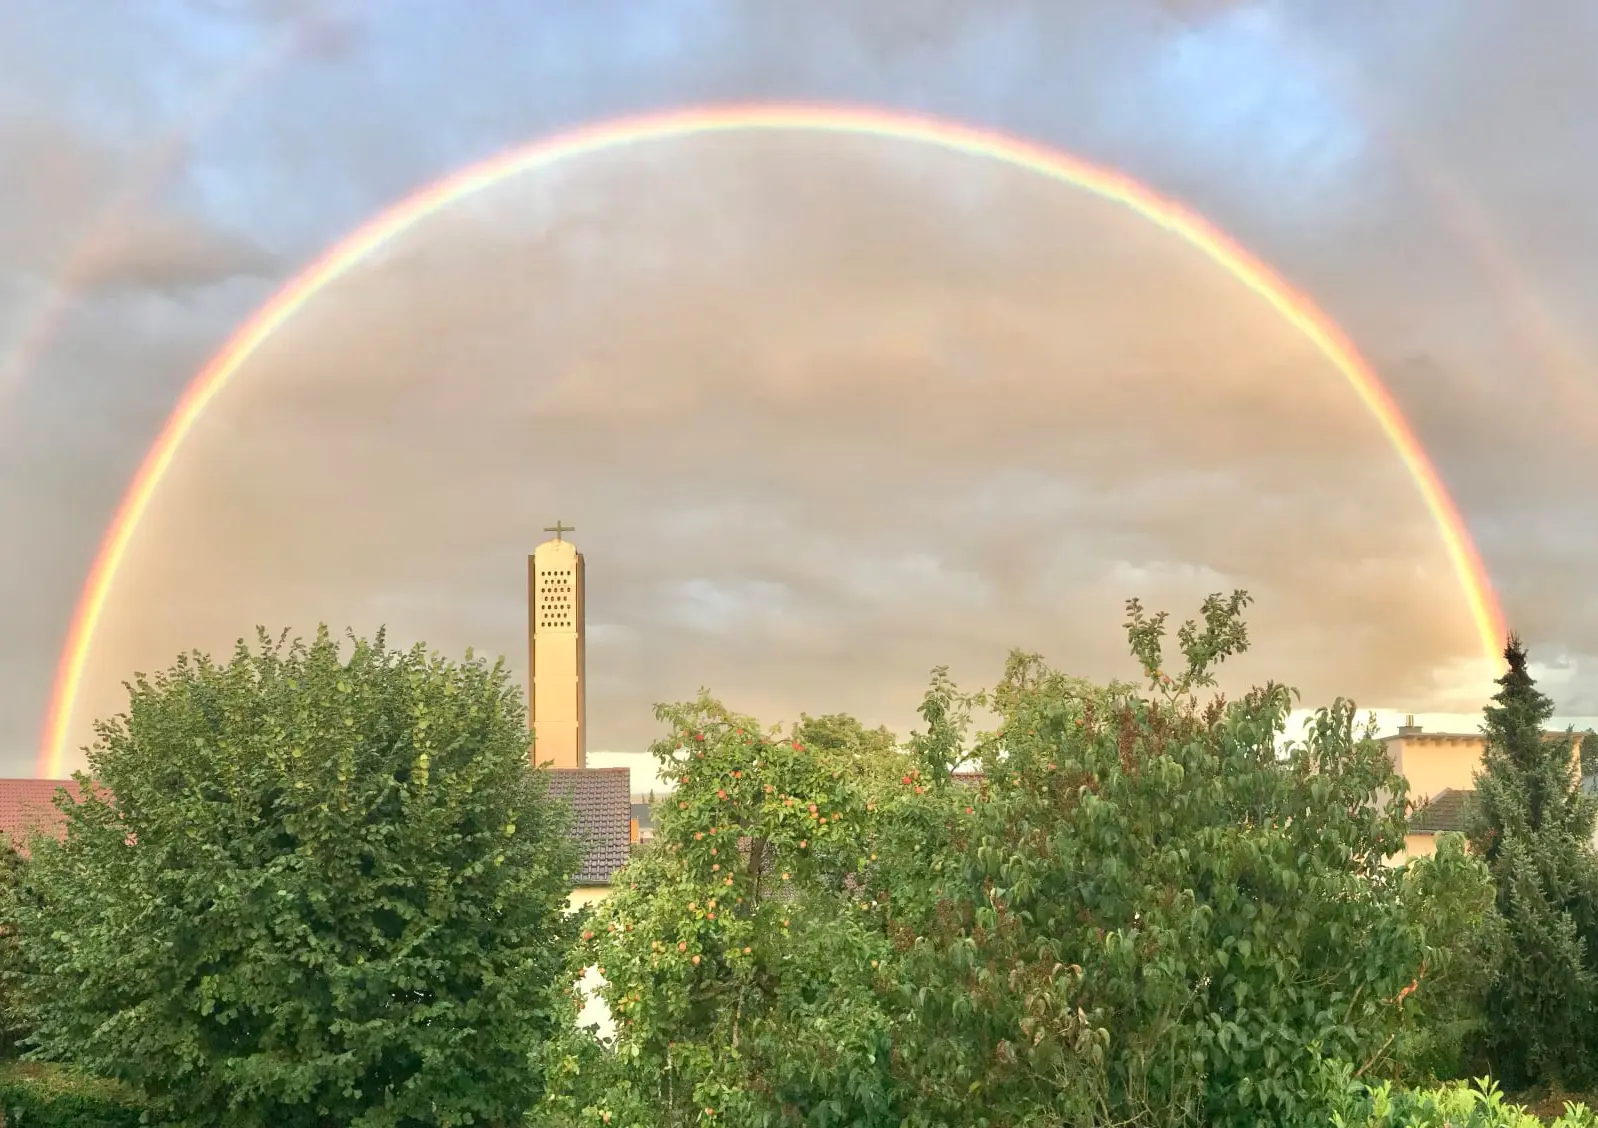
[630,797,654,845]
[1382,717,1589,862]
[0,771,632,903]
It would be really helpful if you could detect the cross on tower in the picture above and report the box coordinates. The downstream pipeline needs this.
[544,520,575,542]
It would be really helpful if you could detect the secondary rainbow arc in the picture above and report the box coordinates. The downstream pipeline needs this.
[38,101,1507,777]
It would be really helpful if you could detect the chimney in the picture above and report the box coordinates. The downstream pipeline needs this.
[1397,714,1422,737]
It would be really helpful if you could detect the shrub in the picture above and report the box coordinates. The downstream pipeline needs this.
[1327,1072,1598,1127]
[0,1062,142,1128]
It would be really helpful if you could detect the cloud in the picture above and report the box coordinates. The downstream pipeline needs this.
[67,213,279,294]
[4,0,1598,773]
[33,133,1495,767]
[192,0,370,60]
[0,116,280,294]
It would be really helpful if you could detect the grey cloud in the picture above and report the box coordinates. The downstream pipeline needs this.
[187,0,370,59]
[0,114,282,294]
[35,135,1494,767]
[67,214,280,294]
[0,118,122,274]
[5,1,1598,772]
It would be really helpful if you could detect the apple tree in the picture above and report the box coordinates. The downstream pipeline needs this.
[550,694,904,1127]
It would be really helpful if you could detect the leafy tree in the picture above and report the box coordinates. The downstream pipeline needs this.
[1466,636,1598,1088]
[1388,833,1502,1084]
[793,713,903,781]
[0,834,27,1058]
[1582,730,1598,782]
[882,593,1433,1127]
[556,593,1459,1127]
[10,628,582,1128]
[546,696,902,1127]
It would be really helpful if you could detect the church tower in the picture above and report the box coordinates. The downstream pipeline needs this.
[529,521,585,769]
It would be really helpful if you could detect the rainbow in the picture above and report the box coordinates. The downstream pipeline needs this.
[37,102,1507,777]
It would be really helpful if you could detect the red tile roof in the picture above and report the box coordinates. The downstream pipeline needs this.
[0,779,82,849]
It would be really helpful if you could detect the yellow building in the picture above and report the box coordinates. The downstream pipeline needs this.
[526,523,631,908]
[1382,716,1585,862]
[529,522,586,772]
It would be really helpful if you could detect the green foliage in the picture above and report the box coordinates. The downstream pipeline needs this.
[792,712,902,789]
[882,597,1427,1127]
[1326,1071,1598,1127]
[0,1062,143,1128]
[1467,635,1598,1089]
[1124,589,1253,698]
[0,833,28,1059]
[1388,833,1502,1084]
[544,694,903,1126]
[1583,731,1598,782]
[546,592,1477,1127]
[9,627,582,1128]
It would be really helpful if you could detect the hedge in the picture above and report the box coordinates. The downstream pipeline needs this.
[0,1063,142,1128]
[1335,1078,1598,1127]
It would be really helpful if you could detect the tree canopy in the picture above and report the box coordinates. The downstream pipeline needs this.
[545,592,1461,1127]
[9,628,582,1128]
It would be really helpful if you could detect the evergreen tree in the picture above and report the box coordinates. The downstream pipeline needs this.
[1466,634,1598,1088]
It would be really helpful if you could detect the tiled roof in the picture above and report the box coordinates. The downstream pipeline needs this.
[1410,788,1475,834]
[0,778,82,850]
[1384,730,1578,743]
[547,767,631,886]
[2,772,636,885]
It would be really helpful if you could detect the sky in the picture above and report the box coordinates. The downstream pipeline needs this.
[2,0,1597,782]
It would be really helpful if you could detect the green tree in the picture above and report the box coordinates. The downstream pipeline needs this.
[1388,833,1502,1085]
[792,713,902,778]
[554,593,1461,1127]
[0,833,27,1058]
[1466,636,1598,1088]
[10,628,581,1128]
[545,696,901,1127]
[1581,730,1598,782]
[882,593,1434,1127]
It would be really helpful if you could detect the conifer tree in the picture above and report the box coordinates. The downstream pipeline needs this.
[1467,635,1598,1088]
